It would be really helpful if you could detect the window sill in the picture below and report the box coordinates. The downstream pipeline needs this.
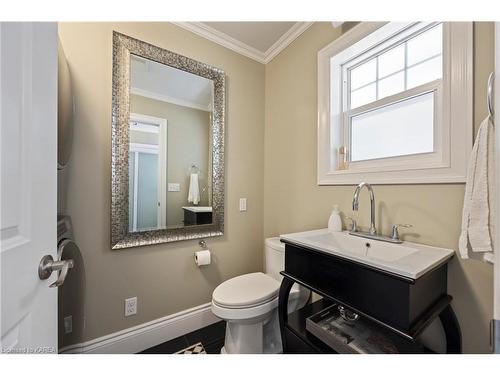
[318,168,467,185]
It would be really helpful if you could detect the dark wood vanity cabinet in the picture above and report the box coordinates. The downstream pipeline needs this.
[278,242,462,354]
[183,209,212,226]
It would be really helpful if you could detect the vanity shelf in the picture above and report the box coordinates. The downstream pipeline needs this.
[285,299,432,354]
[279,241,462,354]
[284,299,337,353]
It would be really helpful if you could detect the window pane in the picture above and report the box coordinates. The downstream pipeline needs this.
[407,24,442,66]
[378,44,405,78]
[350,83,376,109]
[350,58,376,90]
[350,92,434,161]
[407,55,442,89]
[378,71,405,99]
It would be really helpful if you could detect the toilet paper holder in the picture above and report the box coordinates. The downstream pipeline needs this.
[195,241,211,267]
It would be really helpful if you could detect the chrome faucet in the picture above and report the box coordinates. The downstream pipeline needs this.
[349,182,410,244]
[352,182,376,235]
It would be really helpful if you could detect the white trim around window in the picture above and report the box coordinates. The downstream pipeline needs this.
[317,22,473,185]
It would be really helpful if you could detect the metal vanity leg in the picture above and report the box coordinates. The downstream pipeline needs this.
[439,304,462,353]
[278,277,295,353]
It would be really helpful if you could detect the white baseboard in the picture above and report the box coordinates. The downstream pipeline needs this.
[59,302,221,354]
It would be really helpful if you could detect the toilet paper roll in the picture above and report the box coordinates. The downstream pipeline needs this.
[194,249,211,267]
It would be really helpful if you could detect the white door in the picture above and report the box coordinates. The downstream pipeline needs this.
[1,23,58,353]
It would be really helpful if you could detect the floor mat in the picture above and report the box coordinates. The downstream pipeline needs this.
[176,342,207,354]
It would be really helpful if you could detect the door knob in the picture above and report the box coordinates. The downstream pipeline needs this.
[38,255,74,288]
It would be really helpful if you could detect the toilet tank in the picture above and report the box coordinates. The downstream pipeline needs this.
[264,237,310,311]
[264,237,286,282]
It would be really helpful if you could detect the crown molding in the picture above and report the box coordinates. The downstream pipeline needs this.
[331,22,345,28]
[171,22,266,63]
[263,22,314,63]
[171,22,314,64]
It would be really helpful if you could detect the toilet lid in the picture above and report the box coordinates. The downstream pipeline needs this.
[212,272,280,308]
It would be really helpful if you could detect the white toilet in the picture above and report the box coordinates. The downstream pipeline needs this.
[211,237,310,354]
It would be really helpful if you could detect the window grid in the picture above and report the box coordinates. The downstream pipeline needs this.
[348,24,442,110]
[350,53,442,93]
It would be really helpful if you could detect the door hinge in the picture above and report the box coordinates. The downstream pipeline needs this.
[491,319,500,353]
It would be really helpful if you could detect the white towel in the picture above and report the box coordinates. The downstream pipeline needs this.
[188,173,200,205]
[458,116,495,263]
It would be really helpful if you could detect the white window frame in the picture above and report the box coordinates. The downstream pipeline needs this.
[129,113,168,229]
[318,22,473,185]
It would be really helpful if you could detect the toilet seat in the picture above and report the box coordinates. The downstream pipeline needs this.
[211,272,281,321]
[211,272,308,322]
[212,297,279,321]
[212,272,280,309]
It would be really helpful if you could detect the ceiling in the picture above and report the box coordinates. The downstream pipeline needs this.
[130,55,213,112]
[202,22,297,53]
[172,22,316,64]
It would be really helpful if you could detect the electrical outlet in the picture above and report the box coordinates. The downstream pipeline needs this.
[64,315,73,334]
[125,297,137,317]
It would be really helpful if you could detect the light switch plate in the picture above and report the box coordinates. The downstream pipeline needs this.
[239,198,247,212]
[125,297,137,317]
[168,183,180,192]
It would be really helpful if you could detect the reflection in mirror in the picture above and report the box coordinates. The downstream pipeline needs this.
[128,55,214,232]
[111,32,225,249]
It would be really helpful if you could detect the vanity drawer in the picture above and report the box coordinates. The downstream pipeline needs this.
[284,243,447,335]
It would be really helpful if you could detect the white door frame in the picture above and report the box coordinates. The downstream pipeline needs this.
[129,113,167,229]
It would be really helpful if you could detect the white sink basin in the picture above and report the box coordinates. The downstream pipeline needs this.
[182,206,212,213]
[280,229,454,279]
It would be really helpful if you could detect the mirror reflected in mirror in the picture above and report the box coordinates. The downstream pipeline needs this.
[128,55,214,232]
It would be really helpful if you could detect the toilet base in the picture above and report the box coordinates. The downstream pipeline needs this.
[221,309,282,354]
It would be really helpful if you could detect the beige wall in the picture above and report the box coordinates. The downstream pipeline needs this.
[130,94,211,226]
[59,21,495,352]
[264,22,494,353]
[58,22,265,341]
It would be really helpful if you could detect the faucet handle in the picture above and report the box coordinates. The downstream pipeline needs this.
[391,224,413,240]
[345,217,358,232]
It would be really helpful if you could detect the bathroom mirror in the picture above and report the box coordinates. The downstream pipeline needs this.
[111,32,225,249]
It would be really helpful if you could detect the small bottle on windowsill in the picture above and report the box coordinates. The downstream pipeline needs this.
[337,146,348,170]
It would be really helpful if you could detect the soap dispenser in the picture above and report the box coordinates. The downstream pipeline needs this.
[328,205,342,232]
